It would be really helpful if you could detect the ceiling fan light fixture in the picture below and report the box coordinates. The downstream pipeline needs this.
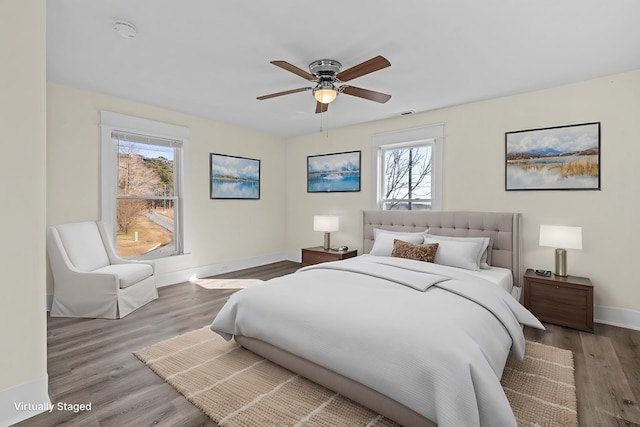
[313,81,338,104]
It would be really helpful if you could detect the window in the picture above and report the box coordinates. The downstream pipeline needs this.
[101,112,189,259]
[380,143,432,210]
[372,124,443,210]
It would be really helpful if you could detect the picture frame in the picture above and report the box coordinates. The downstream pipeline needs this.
[210,153,260,199]
[307,151,361,193]
[505,122,600,191]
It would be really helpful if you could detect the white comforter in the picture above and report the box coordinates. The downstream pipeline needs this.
[211,255,544,427]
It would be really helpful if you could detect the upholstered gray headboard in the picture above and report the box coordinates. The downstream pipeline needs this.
[363,210,523,286]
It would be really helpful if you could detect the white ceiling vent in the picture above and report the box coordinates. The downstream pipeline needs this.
[113,21,137,39]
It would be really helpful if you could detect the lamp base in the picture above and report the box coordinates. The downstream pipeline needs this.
[323,232,331,250]
[554,248,568,276]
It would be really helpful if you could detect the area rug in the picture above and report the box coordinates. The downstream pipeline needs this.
[134,327,578,426]
[191,278,263,290]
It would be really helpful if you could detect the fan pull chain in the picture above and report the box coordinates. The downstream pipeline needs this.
[325,108,330,138]
[319,108,330,137]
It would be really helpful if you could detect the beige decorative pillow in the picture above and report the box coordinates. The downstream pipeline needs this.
[391,239,439,263]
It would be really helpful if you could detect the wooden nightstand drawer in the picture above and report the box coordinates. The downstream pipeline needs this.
[301,247,357,266]
[304,251,338,265]
[523,269,594,332]
[529,281,587,308]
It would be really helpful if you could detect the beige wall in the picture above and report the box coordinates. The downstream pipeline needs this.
[47,83,287,290]
[285,69,640,316]
[4,3,635,423]
[45,66,640,317]
[0,0,49,423]
[47,71,640,315]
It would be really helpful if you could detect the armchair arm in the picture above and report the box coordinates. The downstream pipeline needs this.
[52,269,119,299]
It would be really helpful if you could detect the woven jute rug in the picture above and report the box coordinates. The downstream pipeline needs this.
[134,327,577,426]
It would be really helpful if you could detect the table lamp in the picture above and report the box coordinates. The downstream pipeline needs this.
[314,215,339,250]
[539,224,582,277]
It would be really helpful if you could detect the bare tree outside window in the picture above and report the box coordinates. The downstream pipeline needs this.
[117,199,148,235]
[382,145,432,210]
[117,142,161,235]
[118,142,164,196]
[115,138,179,258]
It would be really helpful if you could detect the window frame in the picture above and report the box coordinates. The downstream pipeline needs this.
[371,124,444,210]
[100,111,190,259]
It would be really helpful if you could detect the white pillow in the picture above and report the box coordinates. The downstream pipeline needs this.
[423,236,484,271]
[370,228,427,256]
[425,234,492,269]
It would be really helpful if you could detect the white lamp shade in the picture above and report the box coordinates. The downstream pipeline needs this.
[539,225,582,250]
[313,215,339,232]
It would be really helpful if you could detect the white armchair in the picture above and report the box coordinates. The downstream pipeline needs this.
[47,221,158,319]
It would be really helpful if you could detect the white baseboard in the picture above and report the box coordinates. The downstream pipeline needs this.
[46,252,293,310]
[156,251,291,287]
[595,305,640,331]
[0,375,50,426]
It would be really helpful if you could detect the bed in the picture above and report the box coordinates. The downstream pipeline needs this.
[211,211,544,427]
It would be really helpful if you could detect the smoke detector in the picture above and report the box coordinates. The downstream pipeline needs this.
[113,21,137,39]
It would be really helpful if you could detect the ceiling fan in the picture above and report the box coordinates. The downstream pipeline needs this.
[257,55,392,113]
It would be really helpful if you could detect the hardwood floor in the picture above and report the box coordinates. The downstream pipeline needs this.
[17,260,640,427]
[525,323,640,426]
[18,261,300,427]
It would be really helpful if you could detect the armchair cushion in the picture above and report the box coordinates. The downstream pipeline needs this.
[94,263,154,289]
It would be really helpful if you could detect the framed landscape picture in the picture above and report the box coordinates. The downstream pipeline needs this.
[505,122,600,191]
[210,153,260,199]
[307,151,361,193]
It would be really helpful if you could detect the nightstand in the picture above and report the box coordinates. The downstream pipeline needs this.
[301,246,357,266]
[523,268,594,332]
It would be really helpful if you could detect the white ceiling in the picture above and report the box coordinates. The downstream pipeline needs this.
[47,1,640,138]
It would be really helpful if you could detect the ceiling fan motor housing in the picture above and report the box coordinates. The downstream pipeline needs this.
[309,59,342,79]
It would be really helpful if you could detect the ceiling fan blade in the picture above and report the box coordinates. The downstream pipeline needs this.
[257,87,311,100]
[341,85,392,103]
[271,60,316,81]
[336,55,391,82]
[315,101,329,114]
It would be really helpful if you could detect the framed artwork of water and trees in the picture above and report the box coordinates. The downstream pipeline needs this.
[307,151,361,193]
[505,122,600,191]
[210,153,260,199]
